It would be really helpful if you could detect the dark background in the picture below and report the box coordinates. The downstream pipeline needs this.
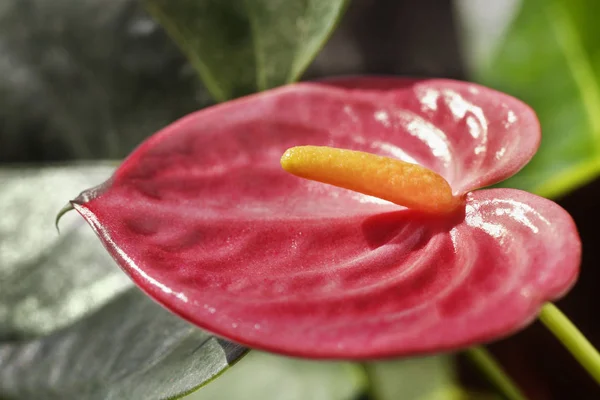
[1,0,598,398]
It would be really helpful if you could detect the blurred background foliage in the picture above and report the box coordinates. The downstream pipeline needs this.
[2,0,600,399]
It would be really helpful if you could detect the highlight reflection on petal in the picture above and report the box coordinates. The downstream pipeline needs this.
[320,77,540,193]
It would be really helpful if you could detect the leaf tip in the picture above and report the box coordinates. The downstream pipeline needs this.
[55,202,75,234]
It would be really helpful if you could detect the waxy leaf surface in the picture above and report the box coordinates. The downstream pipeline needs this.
[0,290,246,400]
[0,165,129,339]
[70,78,581,358]
[0,166,246,399]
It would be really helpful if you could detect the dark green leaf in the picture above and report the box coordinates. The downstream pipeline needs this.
[0,165,246,399]
[0,289,246,400]
[467,0,600,197]
[187,351,366,400]
[0,1,207,162]
[144,0,349,101]
[0,164,129,339]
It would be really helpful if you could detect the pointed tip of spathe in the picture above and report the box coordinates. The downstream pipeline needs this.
[53,180,112,234]
[55,202,75,234]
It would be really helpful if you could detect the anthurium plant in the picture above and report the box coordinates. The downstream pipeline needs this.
[61,77,581,360]
[3,1,600,399]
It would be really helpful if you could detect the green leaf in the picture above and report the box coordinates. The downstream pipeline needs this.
[0,1,208,162]
[186,351,366,400]
[365,356,475,400]
[143,0,349,101]
[0,165,246,399]
[0,164,130,339]
[0,290,246,400]
[469,0,600,197]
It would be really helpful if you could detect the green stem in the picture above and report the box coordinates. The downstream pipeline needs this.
[539,302,600,385]
[465,346,526,400]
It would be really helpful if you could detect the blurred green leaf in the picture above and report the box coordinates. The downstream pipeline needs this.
[186,351,366,400]
[0,165,246,399]
[0,1,207,162]
[144,0,349,101]
[365,356,479,400]
[473,0,600,197]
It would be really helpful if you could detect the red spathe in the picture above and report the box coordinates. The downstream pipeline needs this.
[71,77,581,358]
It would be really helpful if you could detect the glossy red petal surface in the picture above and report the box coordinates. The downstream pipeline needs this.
[117,77,539,196]
[315,77,541,193]
[71,78,578,358]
